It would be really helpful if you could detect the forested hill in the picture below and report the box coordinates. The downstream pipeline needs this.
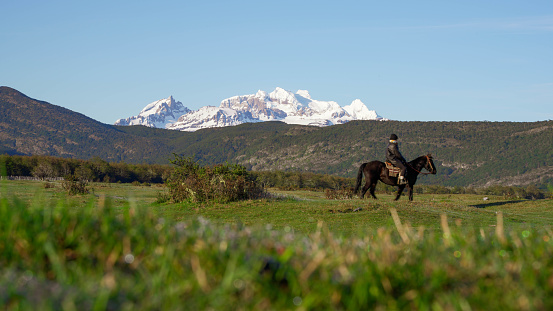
[1,86,552,188]
[0,86,171,163]
[139,120,551,188]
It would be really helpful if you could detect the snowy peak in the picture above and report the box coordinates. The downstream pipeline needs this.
[296,90,311,99]
[269,87,297,104]
[344,99,381,120]
[115,87,385,131]
[141,96,178,115]
[114,96,190,128]
[254,90,268,99]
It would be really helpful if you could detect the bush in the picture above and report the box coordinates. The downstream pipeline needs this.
[325,187,355,200]
[165,154,265,203]
[155,191,171,204]
[62,175,89,195]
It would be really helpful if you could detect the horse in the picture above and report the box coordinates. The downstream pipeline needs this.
[354,154,436,201]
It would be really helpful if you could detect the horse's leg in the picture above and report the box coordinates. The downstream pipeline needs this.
[408,185,414,201]
[360,182,370,199]
[369,182,378,199]
[362,169,379,199]
[394,185,406,201]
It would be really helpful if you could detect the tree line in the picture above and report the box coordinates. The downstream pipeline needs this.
[0,154,358,189]
[0,154,172,184]
[1,154,550,199]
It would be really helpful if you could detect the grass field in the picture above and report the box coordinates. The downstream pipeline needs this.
[1,180,553,310]
[6,180,551,236]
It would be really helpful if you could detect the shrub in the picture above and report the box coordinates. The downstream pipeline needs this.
[165,154,265,203]
[155,191,171,204]
[62,175,89,195]
[325,187,355,200]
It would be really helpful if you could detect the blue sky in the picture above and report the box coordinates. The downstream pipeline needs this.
[2,0,552,123]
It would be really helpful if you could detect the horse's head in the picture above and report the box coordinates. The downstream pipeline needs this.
[425,154,437,174]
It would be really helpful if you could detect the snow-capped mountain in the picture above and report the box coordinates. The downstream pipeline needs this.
[115,88,385,132]
[167,106,259,131]
[115,96,190,128]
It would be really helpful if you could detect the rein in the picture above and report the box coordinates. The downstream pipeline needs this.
[408,155,434,175]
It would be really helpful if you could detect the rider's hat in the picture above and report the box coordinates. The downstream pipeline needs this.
[390,134,398,140]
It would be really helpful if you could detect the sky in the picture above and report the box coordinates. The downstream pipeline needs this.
[2,0,552,123]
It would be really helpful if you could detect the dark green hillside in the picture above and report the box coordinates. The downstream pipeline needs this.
[118,121,316,165]
[131,120,552,188]
[0,87,173,163]
[2,86,552,188]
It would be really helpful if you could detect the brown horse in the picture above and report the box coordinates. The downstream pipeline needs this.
[354,154,436,201]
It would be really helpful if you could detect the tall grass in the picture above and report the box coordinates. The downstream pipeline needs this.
[1,191,552,310]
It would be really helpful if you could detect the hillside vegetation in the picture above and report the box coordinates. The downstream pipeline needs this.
[1,86,552,188]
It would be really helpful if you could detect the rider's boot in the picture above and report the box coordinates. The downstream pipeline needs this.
[398,175,407,185]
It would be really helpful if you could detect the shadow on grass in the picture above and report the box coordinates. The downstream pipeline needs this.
[470,200,526,209]
[328,207,363,213]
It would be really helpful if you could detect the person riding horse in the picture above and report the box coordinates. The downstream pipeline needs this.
[386,134,408,184]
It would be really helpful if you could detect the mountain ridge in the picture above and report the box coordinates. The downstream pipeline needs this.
[115,87,384,131]
[114,96,191,128]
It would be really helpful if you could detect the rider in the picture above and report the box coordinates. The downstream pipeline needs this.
[386,134,408,184]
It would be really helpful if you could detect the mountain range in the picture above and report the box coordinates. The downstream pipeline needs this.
[114,87,384,131]
[1,86,552,188]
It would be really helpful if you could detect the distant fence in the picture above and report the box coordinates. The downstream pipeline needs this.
[0,176,65,182]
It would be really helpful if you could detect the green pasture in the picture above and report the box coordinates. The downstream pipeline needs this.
[3,180,551,236]
[1,180,553,310]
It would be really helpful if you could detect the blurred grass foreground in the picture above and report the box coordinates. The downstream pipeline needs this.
[1,193,552,310]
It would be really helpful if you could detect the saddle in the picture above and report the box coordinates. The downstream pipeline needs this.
[385,162,401,177]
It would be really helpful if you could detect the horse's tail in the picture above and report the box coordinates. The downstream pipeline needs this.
[354,163,366,193]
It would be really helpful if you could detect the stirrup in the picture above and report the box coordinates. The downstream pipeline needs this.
[398,176,407,185]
